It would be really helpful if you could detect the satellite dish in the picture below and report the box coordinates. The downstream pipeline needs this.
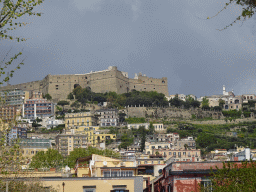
[103,161,107,166]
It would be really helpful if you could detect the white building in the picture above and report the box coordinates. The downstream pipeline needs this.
[127,123,150,129]
[41,117,64,129]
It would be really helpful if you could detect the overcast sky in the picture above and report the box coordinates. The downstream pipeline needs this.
[1,0,256,98]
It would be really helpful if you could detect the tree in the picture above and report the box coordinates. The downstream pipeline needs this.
[71,101,80,109]
[218,99,225,109]
[57,100,70,112]
[138,126,147,152]
[119,133,134,150]
[196,133,217,149]
[0,0,44,84]
[148,122,155,135]
[208,0,256,31]
[202,97,210,109]
[169,94,183,107]
[67,93,74,100]
[32,119,41,129]
[200,161,256,191]
[30,149,63,169]
[118,112,126,123]
[44,93,52,100]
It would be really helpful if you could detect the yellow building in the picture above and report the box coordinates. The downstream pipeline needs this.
[42,176,143,192]
[75,154,138,178]
[19,138,52,161]
[21,147,49,161]
[68,127,116,147]
[65,112,99,128]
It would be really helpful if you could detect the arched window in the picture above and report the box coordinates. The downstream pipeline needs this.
[74,84,80,89]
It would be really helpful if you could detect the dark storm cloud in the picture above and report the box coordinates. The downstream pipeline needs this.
[1,0,256,97]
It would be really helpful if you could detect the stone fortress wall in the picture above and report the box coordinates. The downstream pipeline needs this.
[0,66,169,102]
[126,106,223,120]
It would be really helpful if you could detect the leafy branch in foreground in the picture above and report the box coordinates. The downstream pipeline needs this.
[207,0,256,31]
[0,0,44,42]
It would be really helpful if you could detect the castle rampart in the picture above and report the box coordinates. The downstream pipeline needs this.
[0,66,169,102]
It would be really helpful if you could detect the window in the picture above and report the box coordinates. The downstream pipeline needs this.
[178,152,181,157]
[183,152,186,155]
[173,152,176,156]
[201,180,212,192]
[169,152,172,155]
[83,186,96,192]
[104,171,110,177]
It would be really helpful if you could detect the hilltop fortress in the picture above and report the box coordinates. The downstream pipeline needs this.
[0,66,169,102]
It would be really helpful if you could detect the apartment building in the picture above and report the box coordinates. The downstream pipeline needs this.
[145,142,172,155]
[42,176,143,192]
[29,91,43,99]
[7,126,27,144]
[0,105,17,121]
[75,154,138,178]
[55,133,88,156]
[19,138,52,161]
[0,89,29,108]
[174,137,196,150]
[41,117,64,129]
[167,133,180,143]
[153,148,201,162]
[23,99,54,119]
[95,108,119,127]
[65,112,98,128]
[71,126,116,147]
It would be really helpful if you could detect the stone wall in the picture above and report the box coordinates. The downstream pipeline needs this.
[126,106,223,120]
[0,66,169,101]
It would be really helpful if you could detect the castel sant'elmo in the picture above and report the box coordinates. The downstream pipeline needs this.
[0,66,169,102]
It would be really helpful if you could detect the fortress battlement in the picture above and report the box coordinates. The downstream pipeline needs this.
[0,66,168,102]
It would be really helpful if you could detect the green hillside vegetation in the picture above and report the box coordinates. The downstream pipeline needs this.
[68,86,169,108]
[167,121,256,155]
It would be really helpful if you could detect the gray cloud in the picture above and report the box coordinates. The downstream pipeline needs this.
[0,0,256,98]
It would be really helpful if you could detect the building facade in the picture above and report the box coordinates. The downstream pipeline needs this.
[153,124,165,132]
[153,148,201,162]
[128,123,150,130]
[145,142,172,155]
[0,105,17,121]
[56,134,88,156]
[0,89,29,107]
[23,99,54,119]
[7,127,27,144]
[19,138,52,161]
[65,112,98,128]
[95,109,119,127]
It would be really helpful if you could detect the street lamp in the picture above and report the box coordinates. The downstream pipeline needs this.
[62,182,65,192]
